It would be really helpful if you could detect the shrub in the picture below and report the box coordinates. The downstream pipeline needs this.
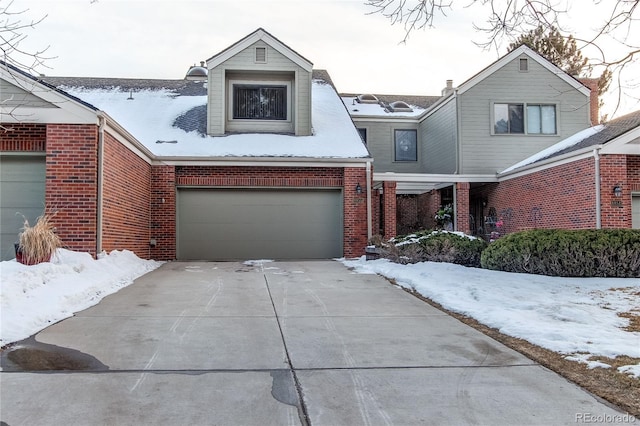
[380,230,487,267]
[17,211,62,265]
[480,229,640,278]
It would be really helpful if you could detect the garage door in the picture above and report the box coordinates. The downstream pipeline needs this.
[633,195,640,229]
[177,188,343,260]
[0,155,46,260]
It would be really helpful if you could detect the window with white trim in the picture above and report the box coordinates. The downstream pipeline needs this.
[494,103,556,135]
[232,84,287,120]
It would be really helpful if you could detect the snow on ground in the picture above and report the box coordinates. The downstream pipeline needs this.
[342,257,640,378]
[0,249,162,346]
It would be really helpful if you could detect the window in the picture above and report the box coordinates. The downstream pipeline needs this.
[233,85,287,120]
[394,129,417,161]
[519,58,528,72]
[255,47,267,63]
[357,128,367,145]
[527,104,556,134]
[494,103,556,135]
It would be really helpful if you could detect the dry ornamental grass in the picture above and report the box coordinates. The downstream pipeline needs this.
[18,211,62,265]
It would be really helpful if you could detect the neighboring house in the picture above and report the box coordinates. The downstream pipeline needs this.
[342,45,639,238]
[1,30,638,262]
[0,28,372,261]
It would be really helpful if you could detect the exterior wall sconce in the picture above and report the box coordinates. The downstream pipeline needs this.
[355,183,362,194]
[613,185,622,197]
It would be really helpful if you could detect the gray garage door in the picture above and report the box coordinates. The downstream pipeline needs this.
[177,188,343,260]
[0,155,46,260]
[633,195,640,229]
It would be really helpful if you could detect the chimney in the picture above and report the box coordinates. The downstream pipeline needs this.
[577,77,600,125]
[441,80,454,96]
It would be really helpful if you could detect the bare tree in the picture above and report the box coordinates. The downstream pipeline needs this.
[0,0,50,73]
[366,0,639,116]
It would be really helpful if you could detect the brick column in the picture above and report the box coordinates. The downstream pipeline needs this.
[455,182,471,234]
[383,181,397,239]
[343,167,368,258]
[150,165,176,260]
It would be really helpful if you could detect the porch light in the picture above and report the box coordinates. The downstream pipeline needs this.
[613,185,622,197]
[356,183,362,194]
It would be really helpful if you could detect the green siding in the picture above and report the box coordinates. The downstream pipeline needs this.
[421,98,457,173]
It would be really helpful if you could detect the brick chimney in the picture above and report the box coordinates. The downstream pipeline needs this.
[577,77,599,125]
[441,79,454,96]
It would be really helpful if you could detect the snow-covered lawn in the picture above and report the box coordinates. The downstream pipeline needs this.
[342,257,640,378]
[0,249,162,346]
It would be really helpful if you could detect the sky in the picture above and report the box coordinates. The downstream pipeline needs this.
[7,0,640,119]
[1,247,638,378]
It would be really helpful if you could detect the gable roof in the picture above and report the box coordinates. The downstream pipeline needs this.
[207,28,313,72]
[42,71,369,160]
[0,61,99,124]
[456,45,591,97]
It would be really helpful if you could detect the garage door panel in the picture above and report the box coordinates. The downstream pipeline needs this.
[178,189,343,260]
[0,156,46,260]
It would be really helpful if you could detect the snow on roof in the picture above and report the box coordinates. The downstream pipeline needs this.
[341,96,425,118]
[60,81,370,159]
[500,125,605,174]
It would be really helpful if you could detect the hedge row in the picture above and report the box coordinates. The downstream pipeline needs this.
[381,231,487,267]
[375,229,640,278]
[480,229,640,278]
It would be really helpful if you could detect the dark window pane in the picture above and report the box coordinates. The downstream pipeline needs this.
[395,129,417,161]
[508,104,524,133]
[233,85,287,120]
[357,128,367,144]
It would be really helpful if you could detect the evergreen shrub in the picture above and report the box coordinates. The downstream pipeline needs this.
[480,229,640,277]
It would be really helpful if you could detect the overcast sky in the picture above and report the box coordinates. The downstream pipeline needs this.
[10,0,640,119]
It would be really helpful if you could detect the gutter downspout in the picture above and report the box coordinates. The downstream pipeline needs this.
[453,89,461,231]
[97,114,105,255]
[594,148,601,229]
[366,160,372,241]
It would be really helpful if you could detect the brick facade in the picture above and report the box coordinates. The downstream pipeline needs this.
[0,123,46,151]
[455,182,471,234]
[150,165,176,260]
[45,124,99,256]
[101,131,152,258]
[382,181,397,239]
[600,154,632,228]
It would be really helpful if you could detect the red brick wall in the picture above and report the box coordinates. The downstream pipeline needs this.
[344,167,368,257]
[101,131,152,258]
[396,195,418,235]
[485,157,597,232]
[150,165,176,260]
[600,154,631,228]
[0,123,46,151]
[45,124,99,256]
[455,182,471,234]
[382,181,397,238]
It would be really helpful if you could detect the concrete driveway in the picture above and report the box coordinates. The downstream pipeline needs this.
[0,260,628,425]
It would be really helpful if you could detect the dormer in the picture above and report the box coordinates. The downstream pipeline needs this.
[206,28,314,136]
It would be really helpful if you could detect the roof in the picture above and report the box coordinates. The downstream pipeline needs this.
[456,45,591,97]
[207,28,313,72]
[41,72,370,159]
[500,109,640,174]
[340,93,441,118]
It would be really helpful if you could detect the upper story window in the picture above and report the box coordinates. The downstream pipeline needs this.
[494,103,556,135]
[357,128,367,145]
[394,129,417,161]
[233,84,287,120]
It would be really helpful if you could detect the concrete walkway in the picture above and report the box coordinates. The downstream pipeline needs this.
[0,261,628,425]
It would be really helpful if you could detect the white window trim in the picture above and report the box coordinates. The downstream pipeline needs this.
[227,79,292,124]
[491,101,558,136]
